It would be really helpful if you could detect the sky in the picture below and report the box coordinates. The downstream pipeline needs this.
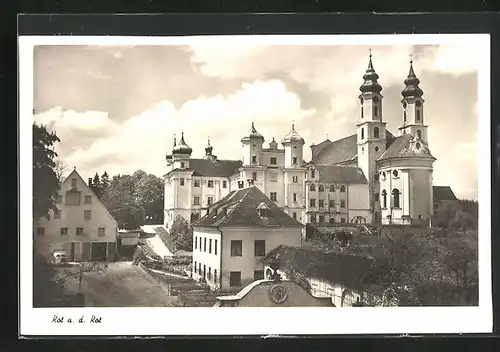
[32,39,480,200]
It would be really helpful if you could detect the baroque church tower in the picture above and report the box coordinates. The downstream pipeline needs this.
[357,50,387,214]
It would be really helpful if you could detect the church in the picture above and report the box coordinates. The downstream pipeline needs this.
[164,52,436,229]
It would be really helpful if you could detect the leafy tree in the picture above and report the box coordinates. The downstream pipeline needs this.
[169,215,193,251]
[133,172,164,223]
[33,123,60,221]
[110,204,146,230]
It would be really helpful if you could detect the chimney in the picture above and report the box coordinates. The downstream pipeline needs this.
[88,178,93,186]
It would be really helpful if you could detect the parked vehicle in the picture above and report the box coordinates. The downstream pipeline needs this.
[179,289,217,307]
[49,250,67,265]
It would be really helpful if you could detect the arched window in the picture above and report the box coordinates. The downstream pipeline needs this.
[361,128,364,139]
[374,127,380,138]
[310,184,316,192]
[381,190,387,208]
[392,189,400,208]
[416,129,422,139]
[416,110,421,121]
[329,185,335,192]
[340,185,346,193]
[318,184,324,192]
[373,105,379,117]
[361,106,364,118]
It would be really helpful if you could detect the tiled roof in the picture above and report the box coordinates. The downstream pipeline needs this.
[193,186,303,228]
[166,159,242,177]
[311,131,396,165]
[262,245,375,290]
[433,186,457,202]
[377,134,435,161]
[313,165,368,184]
[310,139,331,158]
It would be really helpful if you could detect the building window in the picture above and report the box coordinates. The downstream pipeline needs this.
[373,105,379,117]
[252,172,257,181]
[374,174,379,181]
[341,218,346,223]
[340,185,346,193]
[309,199,316,207]
[180,178,185,186]
[254,240,266,257]
[329,200,335,208]
[293,176,298,183]
[71,178,77,188]
[254,270,265,281]
[195,236,198,250]
[319,199,324,208]
[84,210,92,220]
[98,228,105,237]
[214,269,218,284]
[76,227,84,236]
[208,267,212,281]
[55,194,62,203]
[374,193,380,202]
[416,110,421,121]
[230,272,241,287]
[310,184,316,192]
[231,240,242,257]
[238,181,244,189]
[65,191,81,205]
[292,212,297,220]
[329,185,335,192]
[361,128,364,139]
[84,195,92,204]
[209,239,212,254]
[194,180,200,187]
[393,170,399,178]
[207,197,213,205]
[311,169,316,178]
[36,227,45,236]
[311,215,317,223]
[340,200,346,208]
[382,190,387,208]
[416,129,422,139]
[194,261,197,274]
[60,227,68,236]
[54,209,61,219]
[319,215,325,223]
[270,192,277,202]
[329,218,335,224]
[199,237,202,250]
[361,106,364,118]
[252,155,257,164]
[215,239,218,255]
[374,127,380,138]
[208,180,214,188]
[198,263,202,274]
[375,146,380,152]
[270,173,278,182]
[293,157,298,165]
[204,238,207,252]
[318,184,324,192]
[392,189,401,208]
[416,142,421,150]
[193,196,200,205]
[223,181,227,188]
[270,157,277,165]
[180,162,185,168]
[293,193,297,202]
[203,265,206,279]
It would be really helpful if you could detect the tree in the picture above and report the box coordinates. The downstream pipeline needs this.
[169,215,192,251]
[33,123,60,221]
[100,171,110,193]
[133,172,164,223]
[91,173,103,198]
[54,158,69,184]
[110,204,146,230]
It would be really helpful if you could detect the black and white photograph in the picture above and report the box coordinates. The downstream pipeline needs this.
[20,33,491,335]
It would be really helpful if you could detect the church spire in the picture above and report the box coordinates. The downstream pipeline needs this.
[205,136,213,156]
[402,55,423,98]
[359,48,382,94]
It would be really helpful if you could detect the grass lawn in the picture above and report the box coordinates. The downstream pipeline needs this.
[59,261,182,307]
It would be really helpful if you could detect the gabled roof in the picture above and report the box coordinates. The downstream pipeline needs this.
[377,133,435,161]
[262,245,375,290]
[433,186,458,202]
[311,165,368,184]
[166,158,242,178]
[193,186,303,228]
[311,131,396,165]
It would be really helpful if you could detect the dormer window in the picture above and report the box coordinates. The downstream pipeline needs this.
[257,202,269,218]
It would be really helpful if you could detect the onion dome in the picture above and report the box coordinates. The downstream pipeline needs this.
[205,137,213,155]
[172,132,192,155]
[282,123,305,145]
[359,50,383,94]
[269,138,278,149]
[401,58,424,98]
[241,122,265,143]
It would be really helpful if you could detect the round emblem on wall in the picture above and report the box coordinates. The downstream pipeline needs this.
[269,284,289,304]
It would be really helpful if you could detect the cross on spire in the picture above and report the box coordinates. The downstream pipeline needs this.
[369,47,372,57]
[409,52,413,63]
